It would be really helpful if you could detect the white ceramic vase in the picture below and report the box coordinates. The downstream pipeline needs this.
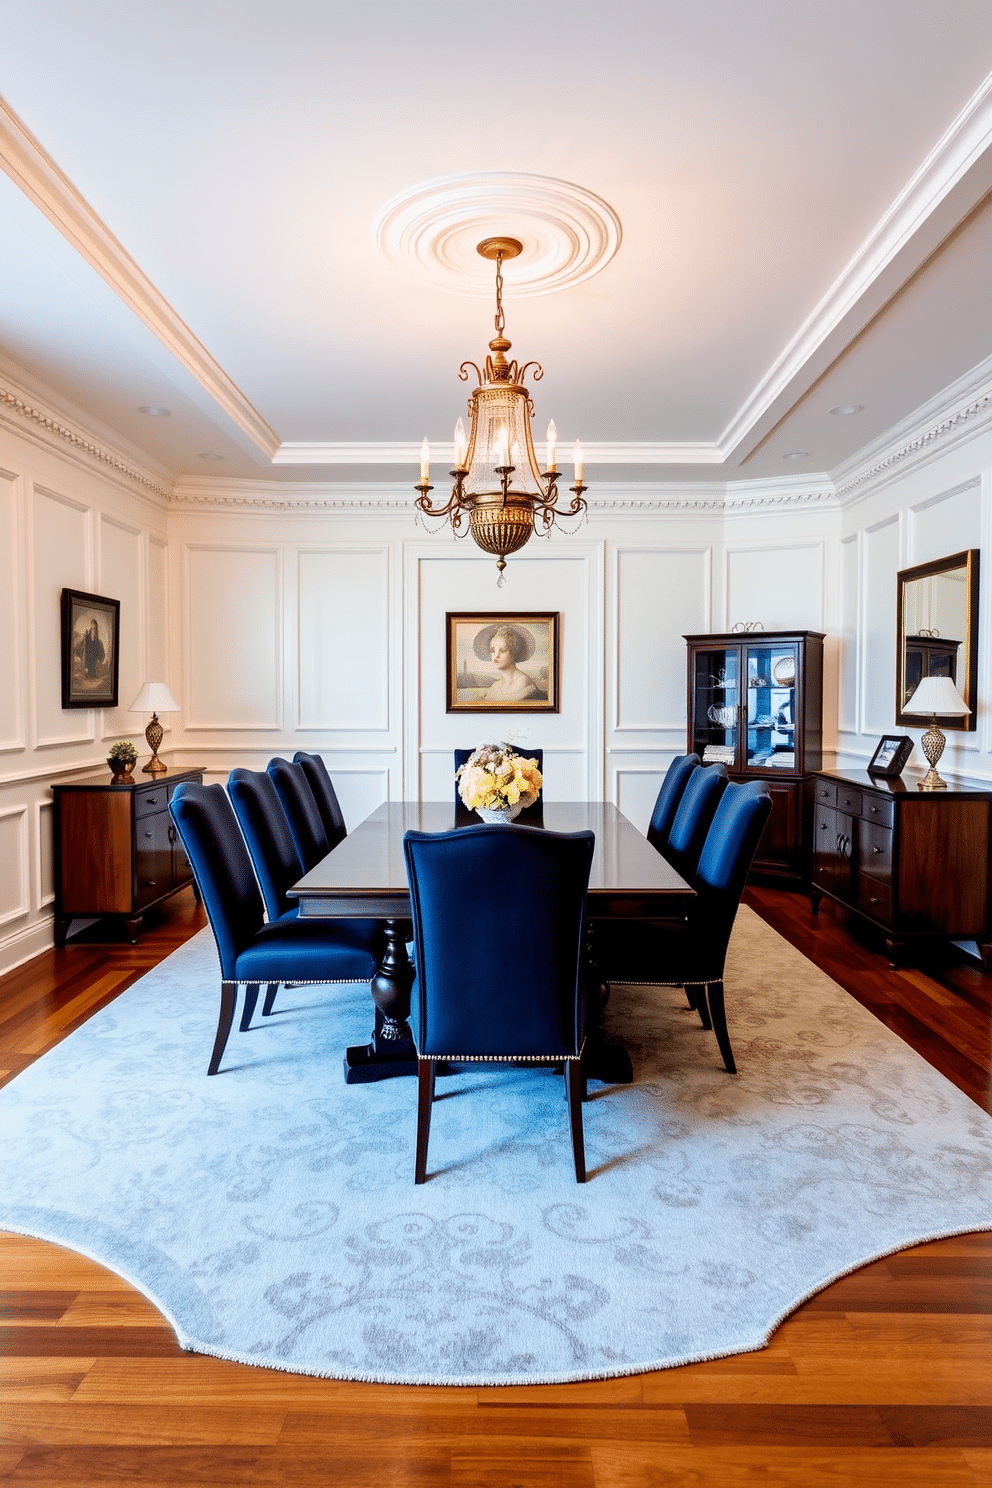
[476,802,524,824]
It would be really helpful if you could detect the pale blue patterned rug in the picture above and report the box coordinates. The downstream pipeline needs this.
[2,907,991,1385]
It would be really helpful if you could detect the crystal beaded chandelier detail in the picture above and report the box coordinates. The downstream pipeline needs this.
[414,237,588,582]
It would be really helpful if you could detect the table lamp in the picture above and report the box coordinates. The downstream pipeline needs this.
[129,681,180,776]
[902,675,970,791]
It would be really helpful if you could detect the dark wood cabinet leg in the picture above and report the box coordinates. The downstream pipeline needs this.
[54,915,71,949]
[810,886,822,914]
[125,915,142,945]
[976,941,992,973]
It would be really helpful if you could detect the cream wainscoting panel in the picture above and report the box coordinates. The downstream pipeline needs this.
[839,534,859,736]
[613,763,671,838]
[98,514,143,743]
[0,471,24,752]
[909,479,982,563]
[862,517,900,737]
[184,544,282,731]
[35,798,54,908]
[613,547,710,733]
[297,547,390,732]
[31,485,92,749]
[0,805,29,926]
[408,542,604,805]
[725,543,825,633]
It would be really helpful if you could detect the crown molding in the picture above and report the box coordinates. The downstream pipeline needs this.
[0,379,173,503]
[833,353,992,506]
[0,95,280,460]
[718,68,992,463]
[272,440,727,466]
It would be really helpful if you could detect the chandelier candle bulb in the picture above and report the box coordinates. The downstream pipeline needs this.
[454,418,468,470]
[546,421,557,471]
[573,441,584,482]
[420,438,430,481]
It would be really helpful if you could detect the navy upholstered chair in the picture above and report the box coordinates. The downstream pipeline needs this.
[170,782,378,1075]
[293,750,347,851]
[228,767,303,922]
[403,823,595,1183]
[597,781,772,1074]
[267,757,330,870]
[663,762,728,880]
[646,753,700,853]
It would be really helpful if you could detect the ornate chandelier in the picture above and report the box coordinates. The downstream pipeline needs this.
[414,237,588,582]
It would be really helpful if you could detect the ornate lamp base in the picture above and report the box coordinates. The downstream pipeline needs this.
[917,721,947,791]
[142,713,168,776]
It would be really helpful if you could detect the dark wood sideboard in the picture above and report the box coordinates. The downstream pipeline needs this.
[52,767,203,946]
[810,767,992,970]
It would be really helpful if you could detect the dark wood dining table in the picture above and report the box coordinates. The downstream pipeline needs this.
[289,801,695,1084]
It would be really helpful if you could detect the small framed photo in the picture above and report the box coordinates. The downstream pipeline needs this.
[446,612,559,713]
[867,734,914,778]
[61,588,121,709]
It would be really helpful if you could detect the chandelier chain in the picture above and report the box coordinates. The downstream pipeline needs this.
[494,252,505,338]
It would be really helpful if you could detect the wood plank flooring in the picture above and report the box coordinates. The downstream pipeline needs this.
[1,885,990,1485]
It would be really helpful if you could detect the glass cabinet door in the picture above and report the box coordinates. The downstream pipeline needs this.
[744,640,797,773]
[691,645,739,768]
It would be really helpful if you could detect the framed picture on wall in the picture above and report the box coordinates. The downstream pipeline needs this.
[867,734,914,777]
[446,612,560,713]
[60,588,121,708]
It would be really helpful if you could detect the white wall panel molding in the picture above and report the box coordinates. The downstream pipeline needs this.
[612,764,671,834]
[724,541,825,633]
[183,544,282,731]
[834,354,992,508]
[860,517,900,737]
[839,534,860,736]
[297,546,391,732]
[0,805,29,926]
[0,98,278,462]
[34,799,54,908]
[611,545,711,733]
[30,483,94,749]
[0,470,25,752]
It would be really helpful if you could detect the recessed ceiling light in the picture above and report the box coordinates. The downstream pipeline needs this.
[829,403,864,416]
[197,452,223,461]
[783,451,809,460]
[138,405,171,417]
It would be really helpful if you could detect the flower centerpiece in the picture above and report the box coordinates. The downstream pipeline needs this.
[106,739,138,784]
[456,741,542,823]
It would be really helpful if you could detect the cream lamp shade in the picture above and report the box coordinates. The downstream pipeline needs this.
[902,675,970,718]
[901,675,970,791]
[129,681,180,715]
[129,681,180,776]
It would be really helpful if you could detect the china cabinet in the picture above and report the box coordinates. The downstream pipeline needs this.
[52,767,203,946]
[684,630,824,881]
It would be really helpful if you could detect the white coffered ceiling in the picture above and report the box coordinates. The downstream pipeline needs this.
[1,0,991,487]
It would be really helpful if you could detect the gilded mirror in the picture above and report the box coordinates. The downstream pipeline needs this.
[896,549,979,729]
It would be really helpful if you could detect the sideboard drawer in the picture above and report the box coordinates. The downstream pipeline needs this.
[861,794,895,828]
[813,779,836,807]
[134,785,169,818]
[856,872,892,925]
[860,821,893,883]
[836,785,861,815]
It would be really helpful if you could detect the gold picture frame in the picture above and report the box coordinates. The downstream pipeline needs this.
[446,612,560,713]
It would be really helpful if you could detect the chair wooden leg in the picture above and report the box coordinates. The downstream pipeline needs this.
[706,980,736,1074]
[686,983,711,1029]
[239,983,260,1032]
[208,981,238,1076]
[261,982,279,1016]
[566,1059,587,1183]
[415,1060,435,1184]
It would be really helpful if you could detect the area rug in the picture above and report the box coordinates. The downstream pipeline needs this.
[2,908,991,1386]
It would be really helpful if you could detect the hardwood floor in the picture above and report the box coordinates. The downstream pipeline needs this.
[1,885,990,1485]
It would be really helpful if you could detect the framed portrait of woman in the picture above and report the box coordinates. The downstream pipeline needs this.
[446,612,560,713]
[60,588,121,708]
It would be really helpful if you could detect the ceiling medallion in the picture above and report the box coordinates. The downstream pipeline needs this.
[373,171,622,297]
[415,239,587,583]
